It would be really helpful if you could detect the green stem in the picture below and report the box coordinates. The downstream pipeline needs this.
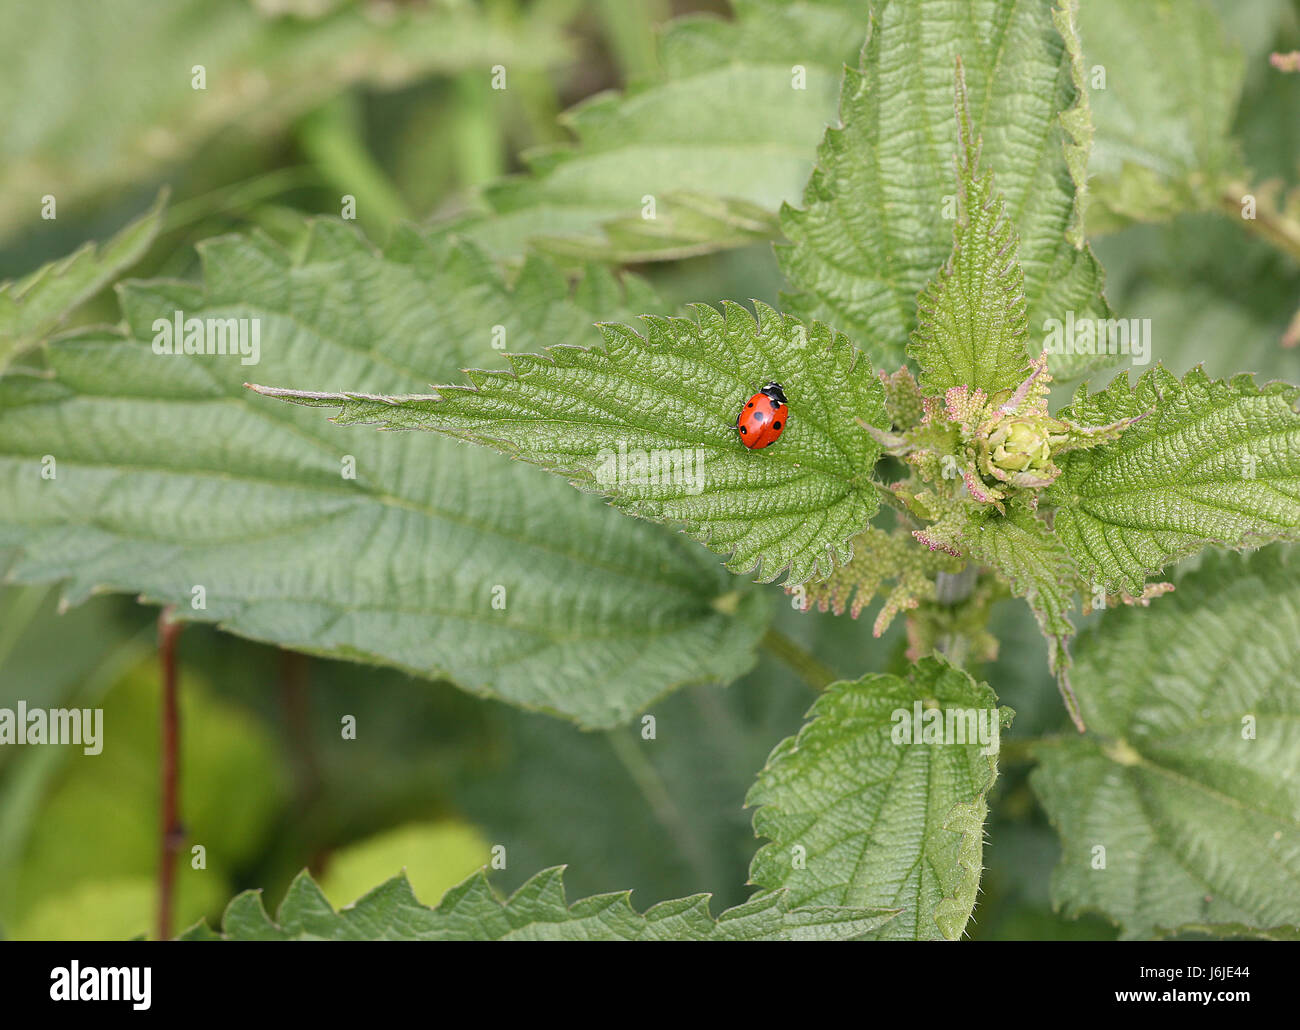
[605,729,711,885]
[162,166,320,235]
[595,0,668,85]
[296,95,410,238]
[999,735,1066,764]
[448,72,504,187]
[932,566,978,666]
[1219,181,1300,264]
[761,627,837,691]
[0,585,51,670]
[486,0,566,146]
[935,634,970,668]
[934,566,977,605]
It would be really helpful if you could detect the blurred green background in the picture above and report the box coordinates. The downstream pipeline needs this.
[1,0,1297,940]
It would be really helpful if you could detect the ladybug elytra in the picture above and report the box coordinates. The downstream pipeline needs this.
[736,381,787,449]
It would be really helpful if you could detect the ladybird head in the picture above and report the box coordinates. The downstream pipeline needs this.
[760,381,787,406]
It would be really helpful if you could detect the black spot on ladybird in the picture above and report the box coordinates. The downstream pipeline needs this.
[772,420,781,430]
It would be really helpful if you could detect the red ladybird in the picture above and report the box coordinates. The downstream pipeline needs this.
[737,381,788,449]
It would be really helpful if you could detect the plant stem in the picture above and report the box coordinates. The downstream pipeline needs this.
[162,166,320,235]
[999,735,1071,764]
[156,607,184,941]
[278,649,321,806]
[0,585,52,670]
[296,95,410,238]
[1219,181,1300,264]
[932,566,977,665]
[1214,182,1300,348]
[1282,305,1300,349]
[449,72,505,187]
[934,566,977,605]
[761,627,838,691]
[605,729,712,886]
[595,0,668,85]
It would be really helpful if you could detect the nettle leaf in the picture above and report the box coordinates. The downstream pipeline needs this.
[1031,549,1300,939]
[1048,366,1300,594]
[961,504,1081,655]
[0,0,564,241]
[780,0,1108,373]
[1175,922,1300,942]
[183,865,897,941]
[1081,0,1245,232]
[962,510,1080,658]
[958,506,1086,729]
[1091,215,1296,383]
[747,657,1013,940]
[256,303,888,584]
[0,222,770,729]
[908,63,1030,398]
[0,192,165,373]
[454,0,871,263]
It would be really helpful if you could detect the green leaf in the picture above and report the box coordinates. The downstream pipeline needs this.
[455,674,819,909]
[779,0,1108,373]
[529,193,781,265]
[962,510,1079,660]
[1080,0,1245,232]
[0,0,565,241]
[747,656,1012,940]
[1092,214,1300,385]
[0,192,166,373]
[6,659,286,939]
[958,506,1087,729]
[254,302,888,585]
[1173,922,1300,942]
[1031,548,1300,939]
[184,865,897,941]
[908,62,1031,398]
[315,821,490,910]
[0,588,154,927]
[15,876,225,943]
[963,503,1081,648]
[0,222,770,729]
[451,0,871,263]
[1048,366,1300,594]
[1227,0,1300,189]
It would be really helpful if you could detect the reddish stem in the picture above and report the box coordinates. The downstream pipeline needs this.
[157,607,184,941]
[279,648,321,804]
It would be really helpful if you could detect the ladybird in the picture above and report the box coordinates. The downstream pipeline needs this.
[736,381,787,449]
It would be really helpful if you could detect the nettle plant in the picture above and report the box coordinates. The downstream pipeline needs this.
[247,61,1300,942]
[5,0,1299,940]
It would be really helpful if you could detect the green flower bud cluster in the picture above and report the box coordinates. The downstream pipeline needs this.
[978,415,1054,480]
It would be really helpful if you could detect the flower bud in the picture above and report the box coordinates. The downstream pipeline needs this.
[978,415,1054,480]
